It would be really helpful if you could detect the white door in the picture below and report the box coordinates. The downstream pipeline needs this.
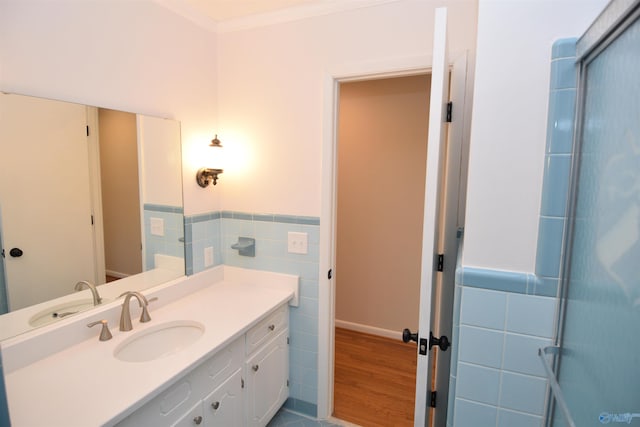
[0,93,97,310]
[414,7,453,426]
[320,7,467,423]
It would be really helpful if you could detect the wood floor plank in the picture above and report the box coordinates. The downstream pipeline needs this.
[333,328,417,427]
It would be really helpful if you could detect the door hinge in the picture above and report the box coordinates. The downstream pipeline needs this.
[86,125,90,136]
[91,215,94,225]
[446,102,453,122]
[328,268,333,279]
[287,336,290,345]
[241,378,245,389]
[429,391,437,408]
[1,249,4,258]
[437,254,444,272]
[287,379,290,387]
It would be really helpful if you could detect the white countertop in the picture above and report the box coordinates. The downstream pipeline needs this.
[3,268,296,427]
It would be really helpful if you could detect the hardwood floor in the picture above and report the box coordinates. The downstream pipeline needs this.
[333,328,417,427]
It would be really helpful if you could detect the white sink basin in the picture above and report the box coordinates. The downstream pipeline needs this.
[29,298,112,327]
[114,320,205,363]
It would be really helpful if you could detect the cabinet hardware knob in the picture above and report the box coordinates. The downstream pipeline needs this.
[193,415,203,425]
[211,401,220,410]
[252,364,259,372]
[268,324,275,331]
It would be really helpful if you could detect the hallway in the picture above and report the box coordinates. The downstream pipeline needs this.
[333,328,417,427]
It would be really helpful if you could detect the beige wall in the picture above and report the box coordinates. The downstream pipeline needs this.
[335,74,431,334]
[98,108,142,277]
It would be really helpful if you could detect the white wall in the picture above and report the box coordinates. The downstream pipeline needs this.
[0,0,219,216]
[0,0,478,219]
[0,0,609,272]
[462,0,608,272]
[216,0,478,216]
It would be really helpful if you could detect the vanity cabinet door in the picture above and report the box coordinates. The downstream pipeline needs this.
[115,338,243,427]
[245,330,289,427]
[203,369,243,426]
[172,401,204,427]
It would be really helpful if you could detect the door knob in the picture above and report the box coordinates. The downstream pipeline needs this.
[429,331,450,351]
[9,247,23,257]
[402,328,418,343]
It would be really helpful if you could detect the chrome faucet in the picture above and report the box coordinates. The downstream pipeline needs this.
[119,291,151,331]
[74,281,102,306]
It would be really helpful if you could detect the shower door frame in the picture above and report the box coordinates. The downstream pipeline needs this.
[546,1,640,425]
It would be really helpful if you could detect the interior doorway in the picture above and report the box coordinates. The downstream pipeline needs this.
[332,74,431,426]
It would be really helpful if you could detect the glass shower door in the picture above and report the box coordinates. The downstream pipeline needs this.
[548,6,640,427]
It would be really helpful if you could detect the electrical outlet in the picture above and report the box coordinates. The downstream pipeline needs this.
[204,246,214,267]
[150,218,164,236]
[288,232,308,254]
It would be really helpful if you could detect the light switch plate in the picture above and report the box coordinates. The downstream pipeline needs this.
[288,232,308,254]
[150,217,164,236]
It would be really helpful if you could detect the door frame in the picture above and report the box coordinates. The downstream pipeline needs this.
[87,107,106,284]
[317,51,471,421]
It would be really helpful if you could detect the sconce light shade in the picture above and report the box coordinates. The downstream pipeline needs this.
[196,134,224,187]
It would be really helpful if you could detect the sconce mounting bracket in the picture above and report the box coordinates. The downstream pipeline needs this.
[196,167,223,187]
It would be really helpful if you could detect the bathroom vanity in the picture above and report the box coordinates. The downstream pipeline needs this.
[1,266,298,427]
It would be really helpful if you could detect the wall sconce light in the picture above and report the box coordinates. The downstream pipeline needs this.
[196,134,224,187]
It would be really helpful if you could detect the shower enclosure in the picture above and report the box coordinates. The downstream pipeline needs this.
[542,1,640,426]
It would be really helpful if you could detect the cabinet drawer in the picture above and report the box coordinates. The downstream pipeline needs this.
[171,401,203,427]
[245,304,288,355]
[116,337,243,427]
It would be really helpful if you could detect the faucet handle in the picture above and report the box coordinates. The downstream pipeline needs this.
[140,297,157,323]
[87,320,113,341]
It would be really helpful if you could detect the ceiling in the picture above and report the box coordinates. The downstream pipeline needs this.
[157,0,400,31]
[183,0,321,22]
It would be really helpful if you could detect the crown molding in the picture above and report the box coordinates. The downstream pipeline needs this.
[217,0,402,33]
[155,0,403,33]
[154,0,219,32]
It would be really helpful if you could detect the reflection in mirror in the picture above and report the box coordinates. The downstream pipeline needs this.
[0,92,185,340]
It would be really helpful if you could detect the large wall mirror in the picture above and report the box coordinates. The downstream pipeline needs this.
[0,92,185,340]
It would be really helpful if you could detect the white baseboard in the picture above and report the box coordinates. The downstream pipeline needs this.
[105,270,129,279]
[335,319,402,341]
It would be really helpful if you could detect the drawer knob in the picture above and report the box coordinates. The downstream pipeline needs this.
[193,415,203,425]
[268,324,275,331]
[252,364,260,372]
[211,401,220,410]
